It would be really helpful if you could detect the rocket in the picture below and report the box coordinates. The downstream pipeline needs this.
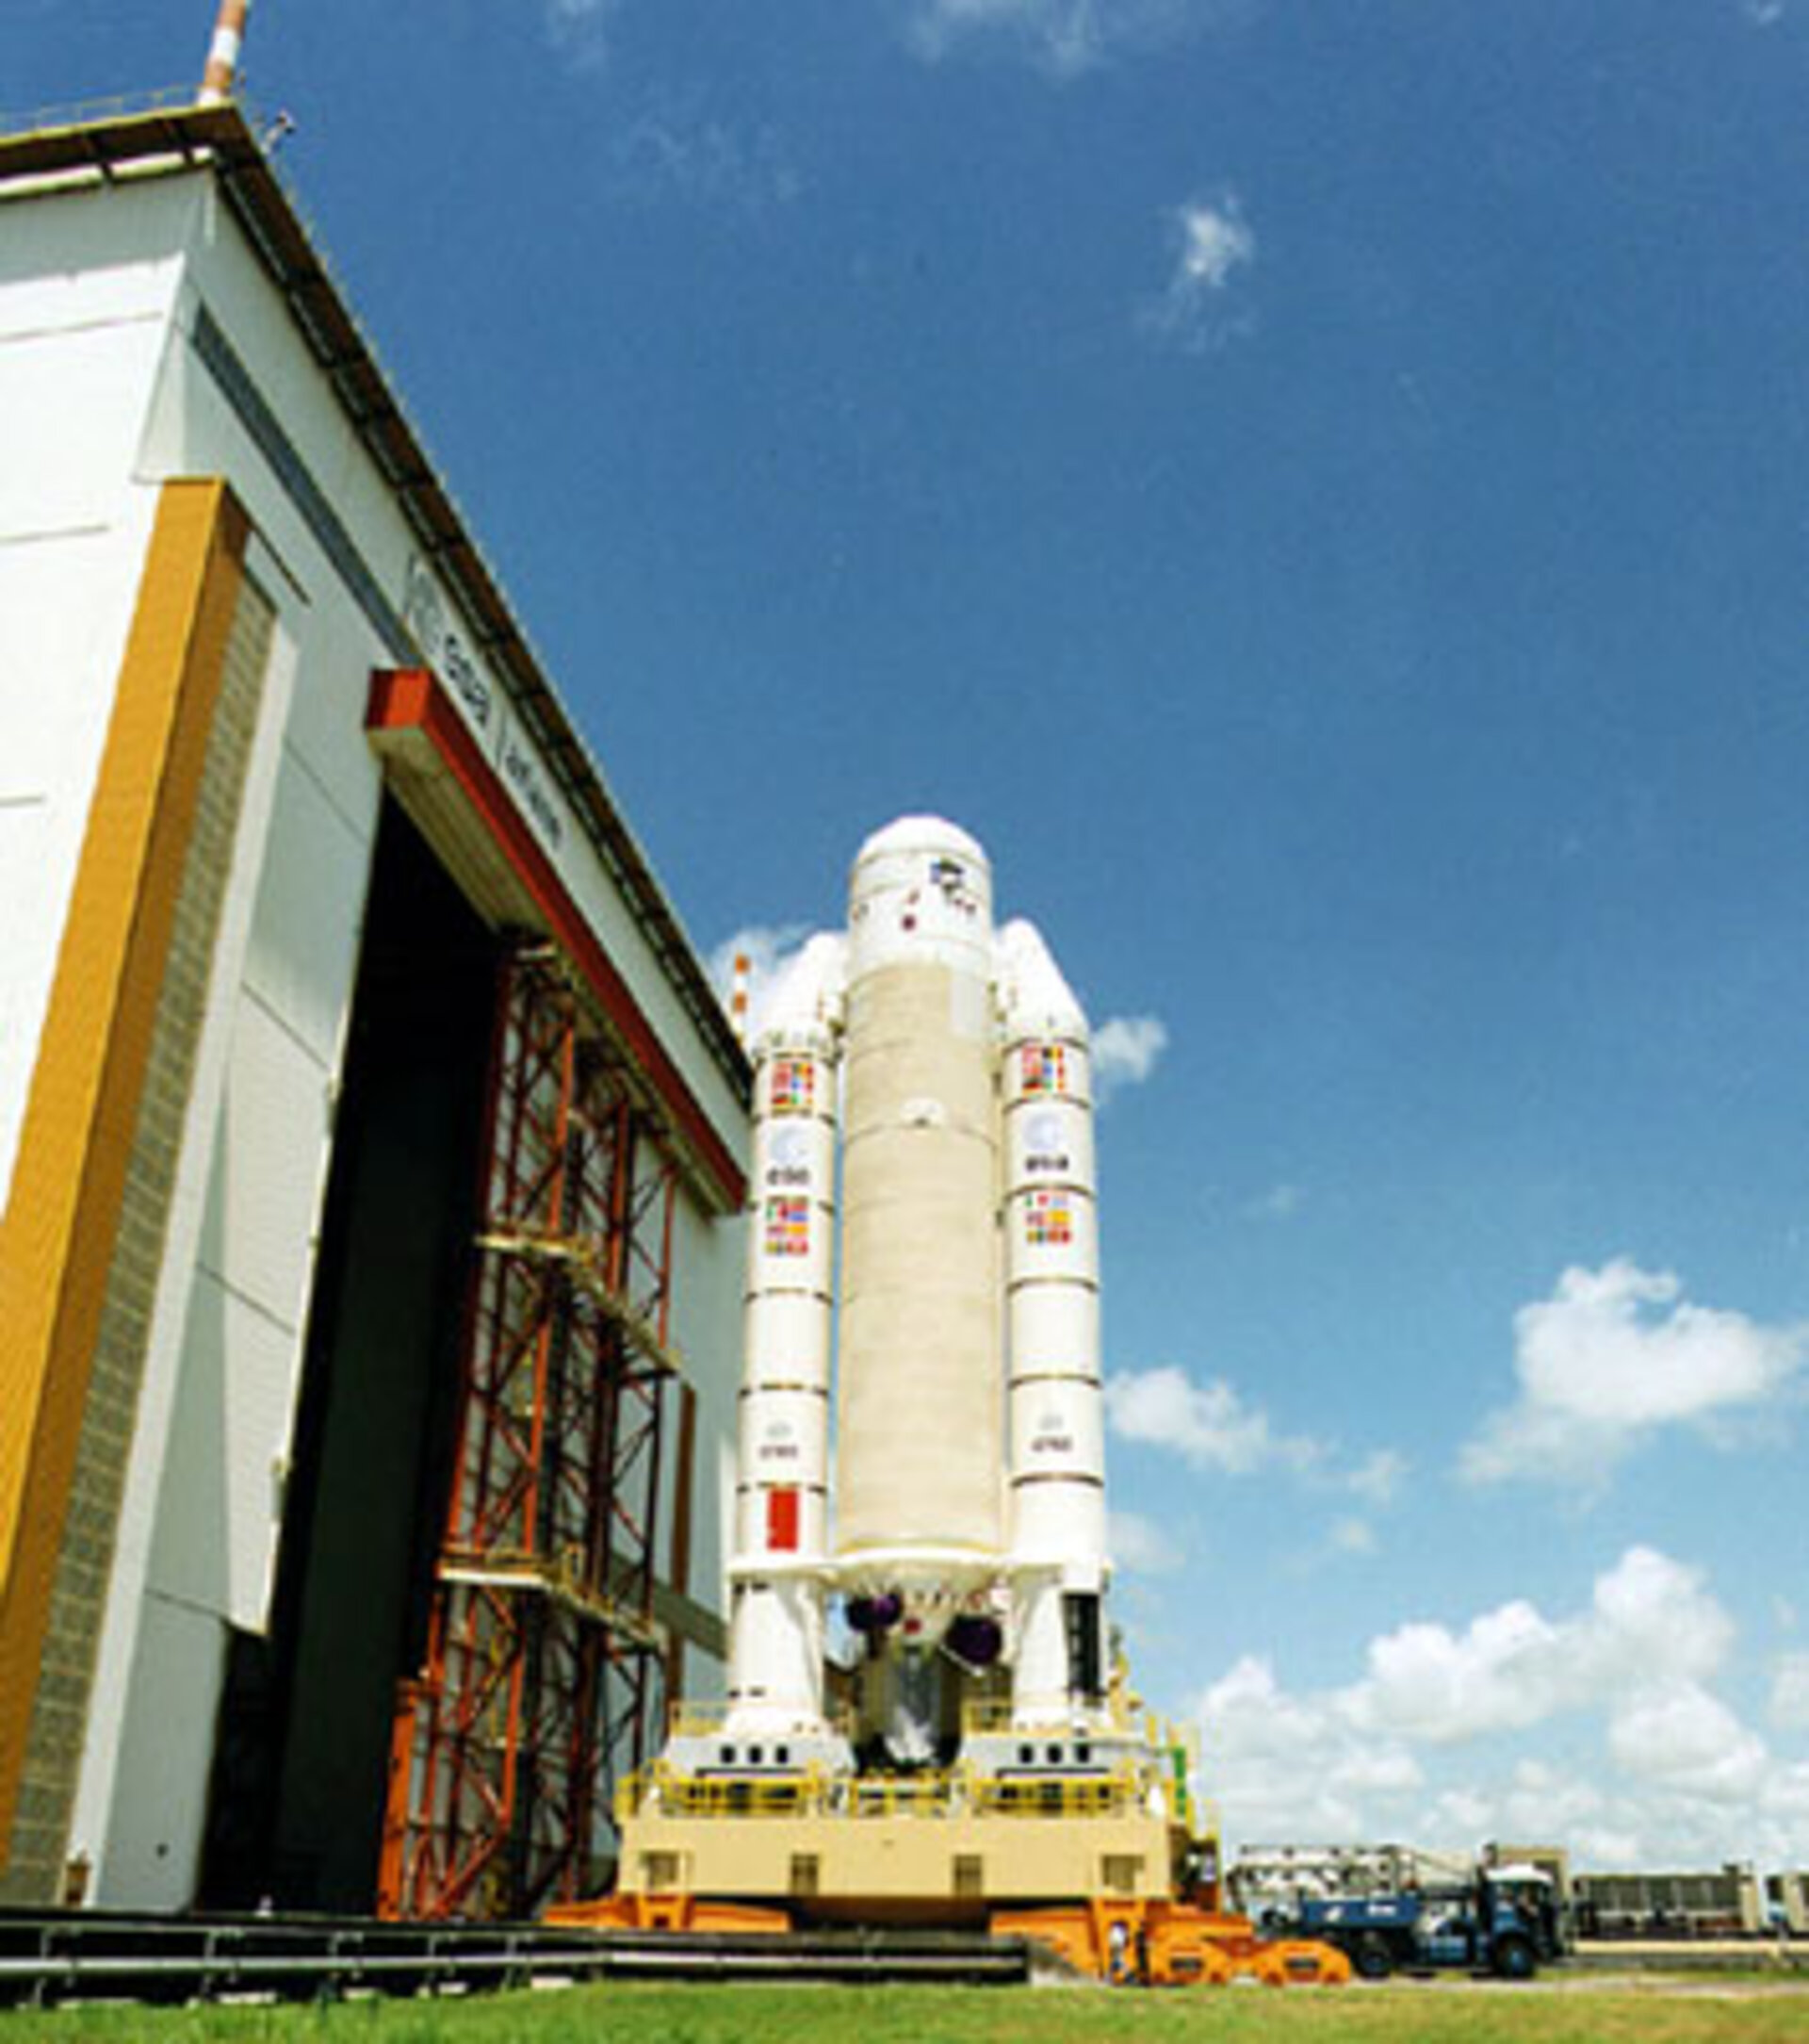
[708,816,1108,1774]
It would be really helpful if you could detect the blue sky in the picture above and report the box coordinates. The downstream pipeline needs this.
[10,0,1809,1872]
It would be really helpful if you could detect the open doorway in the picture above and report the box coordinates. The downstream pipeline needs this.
[201,797,500,1911]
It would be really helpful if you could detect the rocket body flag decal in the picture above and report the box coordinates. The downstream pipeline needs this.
[766,1487,801,1552]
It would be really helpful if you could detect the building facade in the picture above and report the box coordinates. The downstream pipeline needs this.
[0,104,749,1915]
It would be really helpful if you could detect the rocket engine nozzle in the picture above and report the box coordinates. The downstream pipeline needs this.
[945,1614,1003,1669]
[846,1593,904,1635]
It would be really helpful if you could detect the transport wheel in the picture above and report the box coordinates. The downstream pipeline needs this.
[1353,1935,1393,1981]
[1492,1936,1534,1981]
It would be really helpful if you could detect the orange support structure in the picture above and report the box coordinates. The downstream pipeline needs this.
[988,1902,1352,1987]
[378,945,681,1921]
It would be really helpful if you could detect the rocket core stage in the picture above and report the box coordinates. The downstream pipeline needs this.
[686,815,1112,1780]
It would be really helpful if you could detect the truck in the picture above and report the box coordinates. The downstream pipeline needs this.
[1278,1863,1566,1980]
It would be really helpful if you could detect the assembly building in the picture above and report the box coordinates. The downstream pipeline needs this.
[0,100,751,1920]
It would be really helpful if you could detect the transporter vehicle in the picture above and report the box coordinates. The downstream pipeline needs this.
[554,1688,1352,1987]
[1287,1863,1564,1980]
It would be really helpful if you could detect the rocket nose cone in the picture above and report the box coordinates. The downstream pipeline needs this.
[848,815,995,953]
[854,814,988,871]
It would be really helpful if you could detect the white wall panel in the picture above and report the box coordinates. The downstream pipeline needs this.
[270,597,387,842]
[666,1193,745,1642]
[0,176,192,331]
[198,992,334,1336]
[145,1265,302,1628]
[0,795,52,1194]
[0,498,158,1204]
[0,320,170,536]
[241,752,373,1065]
[90,1594,227,1908]
[188,185,354,457]
[0,531,141,792]
[0,230,180,1205]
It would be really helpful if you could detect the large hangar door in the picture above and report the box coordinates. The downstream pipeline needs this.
[202,799,498,1911]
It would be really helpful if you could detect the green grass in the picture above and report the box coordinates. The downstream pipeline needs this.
[8,1980,1809,2044]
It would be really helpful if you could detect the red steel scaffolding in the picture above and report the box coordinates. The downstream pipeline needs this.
[379,942,683,1921]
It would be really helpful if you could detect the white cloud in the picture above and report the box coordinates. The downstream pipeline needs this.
[1105,1364,1404,1509]
[1499,1758,1605,1842]
[1519,1262,1801,1427]
[706,923,814,1038]
[611,89,804,211]
[1349,1599,1570,1744]
[1202,1656,1424,1844]
[1429,1787,1492,1840]
[1328,1515,1377,1557]
[1140,191,1256,353]
[542,0,620,67]
[1243,1182,1303,1221]
[1205,1656,1328,1761]
[1587,1545,1733,1688]
[1565,1822,1645,1871]
[1198,1548,1805,1865]
[1344,1546,1734,1746]
[1175,197,1255,290]
[1091,1014,1167,1101]
[1770,1652,1809,1730]
[1104,1365,1316,1476]
[1462,1258,1809,1488]
[1346,1447,1407,1507]
[1607,1685,1768,1802]
[1109,1509,1185,1575]
[907,0,1105,74]
[901,0,1215,76]
[1766,1765,1809,1829]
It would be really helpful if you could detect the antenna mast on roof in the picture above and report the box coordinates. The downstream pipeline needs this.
[198,0,253,106]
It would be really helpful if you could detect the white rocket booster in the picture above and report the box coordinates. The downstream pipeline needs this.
[722,817,1107,1758]
[725,933,843,1738]
[998,918,1108,1722]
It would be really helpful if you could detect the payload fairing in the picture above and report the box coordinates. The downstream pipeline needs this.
[695,814,1112,1778]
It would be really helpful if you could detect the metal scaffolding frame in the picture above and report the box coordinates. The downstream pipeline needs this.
[378,943,683,1921]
